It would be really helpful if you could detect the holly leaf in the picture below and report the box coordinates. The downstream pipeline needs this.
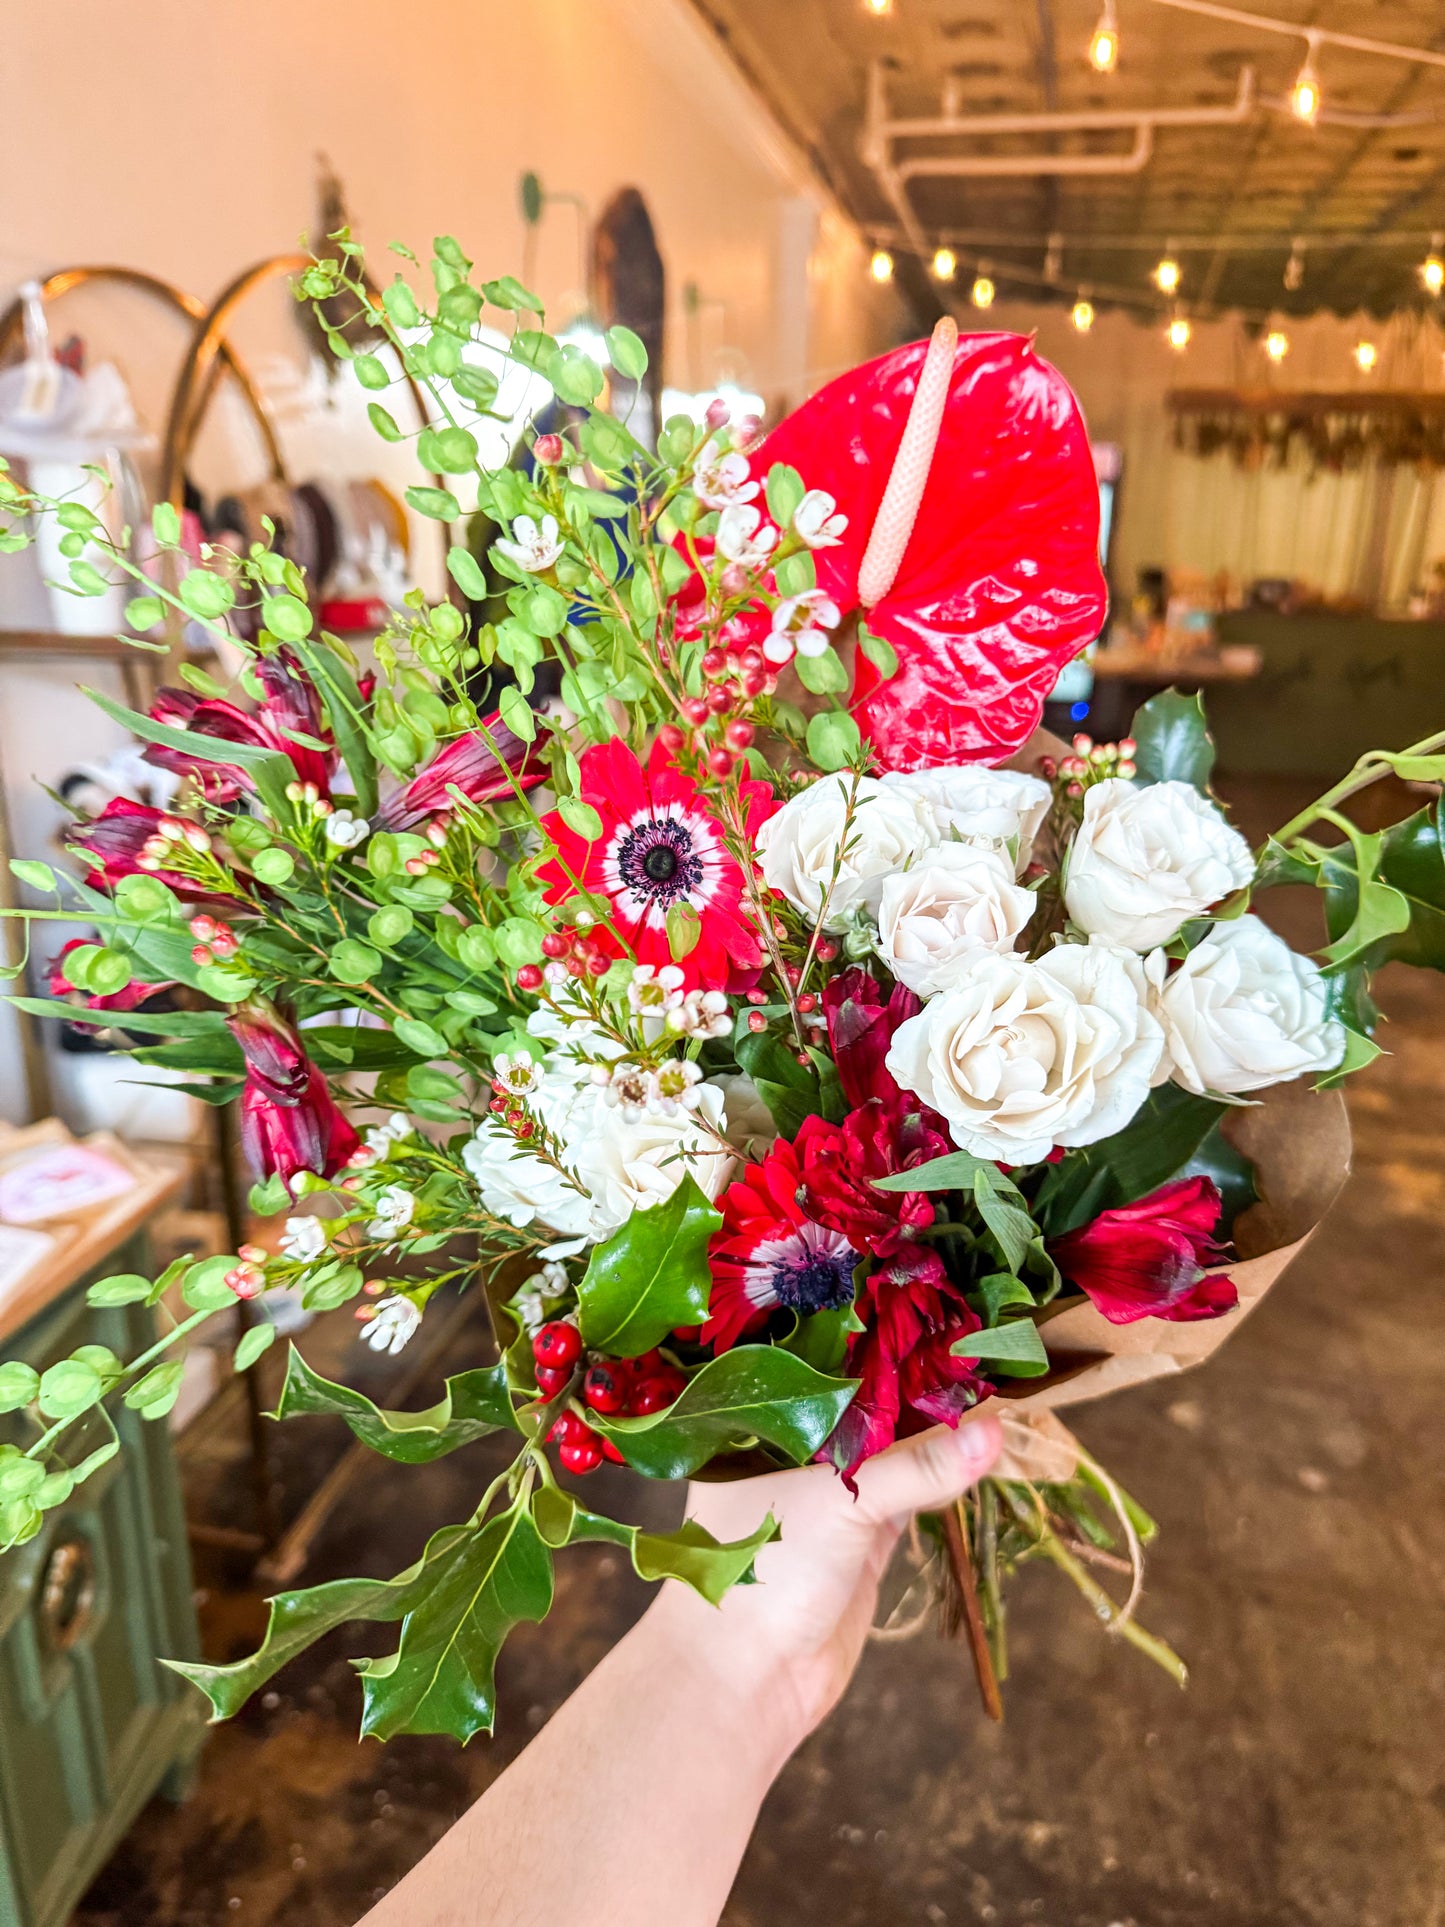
[356,1504,552,1742]
[533,1488,779,1607]
[273,1349,519,1461]
[590,1345,857,1478]
[1130,688,1216,791]
[1319,801,1445,974]
[576,1177,721,1359]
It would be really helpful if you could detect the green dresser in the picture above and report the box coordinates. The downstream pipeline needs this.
[0,1236,203,1927]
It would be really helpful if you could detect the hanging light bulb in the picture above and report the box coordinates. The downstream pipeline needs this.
[1421,234,1445,295]
[1284,237,1305,293]
[1154,245,1181,296]
[932,247,957,281]
[1264,329,1289,363]
[1355,339,1378,373]
[1292,32,1322,125]
[1089,0,1119,73]
[1072,296,1096,333]
[870,248,895,283]
[864,0,893,15]
[971,272,996,309]
[1167,314,1192,351]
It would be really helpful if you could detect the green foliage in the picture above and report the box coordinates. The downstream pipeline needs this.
[1130,689,1216,791]
[273,1349,518,1461]
[577,1178,721,1357]
[1032,1086,1237,1237]
[1319,801,1445,974]
[534,1488,777,1605]
[953,1320,1049,1376]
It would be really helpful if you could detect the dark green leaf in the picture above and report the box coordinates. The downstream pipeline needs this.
[1320,802,1445,974]
[1031,1086,1232,1235]
[874,1149,997,1193]
[1177,1120,1259,1238]
[953,1319,1049,1375]
[578,1177,721,1358]
[291,642,379,818]
[1130,689,1216,791]
[6,996,228,1038]
[273,1348,518,1462]
[735,1029,821,1139]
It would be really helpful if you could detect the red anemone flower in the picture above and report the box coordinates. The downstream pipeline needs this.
[376,711,544,832]
[1049,1175,1237,1324]
[725,329,1105,770]
[144,650,334,801]
[536,738,767,989]
[230,1006,359,1186]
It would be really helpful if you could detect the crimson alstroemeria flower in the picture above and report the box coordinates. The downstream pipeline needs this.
[727,330,1105,770]
[375,710,543,832]
[1049,1175,1237,1324]
[47,937,174,1014]
[144,650,334,801]
[230,1006,359,1185]
[536,738,768,990]
[66,798,240,908]
[822,966,921,1109]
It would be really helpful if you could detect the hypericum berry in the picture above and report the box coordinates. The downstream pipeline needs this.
[534,432,564,465]
[583,1362,629,1415]
[533,1321,582,1371]
[747,1010,768,1032]
[680,697,709,728]
[724,719,754,751]
[534,1363,571,1398]
[515,963,544,991]
[558,1434,605,1475]
[657,722,686,755]
[707,748,734,778]
[701,646,727,679]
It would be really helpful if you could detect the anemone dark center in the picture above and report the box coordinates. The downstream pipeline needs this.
[615,816,704,907]
[769,1247,856,1316]
[643,844,680,883]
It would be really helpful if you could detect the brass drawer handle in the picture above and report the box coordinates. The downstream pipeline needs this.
[39,1537,96,1652]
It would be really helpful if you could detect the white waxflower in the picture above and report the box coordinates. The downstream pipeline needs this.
[767,591,841,664]
[881,766,1052,875]
[1064,778,1254,951]
[876,845,1035,998]
[650,1058,704,1114]
[666,989,731,1040]
[715,503,778,571]
[494,513,563,574]
[361,1112,411,1161]
[510,1260,571,1334]
[323,809,370,849]
[462,1059,595,1256]
[280,1214,329,1262]
[792,489,847,549]
[367,1184,416,1241]
[694,448,759,512]
[1145,917,1345,1096]
[886,942,1164,1165]
[601,1062,654,1121]
[361,1297,421,1356]
[627,963,687,1042]
[756,775,939,927]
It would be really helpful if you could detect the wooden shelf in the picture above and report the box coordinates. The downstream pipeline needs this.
[0,629,143,662]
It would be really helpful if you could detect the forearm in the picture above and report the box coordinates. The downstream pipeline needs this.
[360,1594,802,1927]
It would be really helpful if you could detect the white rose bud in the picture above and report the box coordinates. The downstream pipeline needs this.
[881,766,1051,875]
[756,776,938,927]
[877,845,1035,998]
[1145,916,1345,1096]
[886,942,1164,1164]
[1064,778,1254,951]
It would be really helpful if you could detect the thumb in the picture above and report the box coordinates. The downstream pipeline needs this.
[849,1412,1004,1528]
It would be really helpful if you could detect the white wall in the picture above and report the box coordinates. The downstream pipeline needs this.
[0,0,903,1125]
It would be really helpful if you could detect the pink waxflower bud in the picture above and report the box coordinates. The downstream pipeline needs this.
[189,915,217,941]
[705,397,730,430]
[733,414,762,448]
[191,943,212,965]
[534,433,564,465]
[720,564,748,596]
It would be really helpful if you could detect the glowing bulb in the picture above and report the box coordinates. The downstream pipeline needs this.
[1167,315,1191,351]
[864,0,892,14]
[1422,250,1445,295]
[1354,339,1378,373]
[1089,1,1119,73]
[1072,298,1096,333]
[932,247,956,281]
[971,274,996,309]
[1264,329,1289,363]
[1292,35,1321,124]
[1154,252,1181,296]
[870,249,894,283]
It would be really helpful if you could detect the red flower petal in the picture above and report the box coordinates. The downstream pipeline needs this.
[1049,1176,1234,1324]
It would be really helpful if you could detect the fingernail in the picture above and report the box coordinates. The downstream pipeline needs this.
[958,1413,1002,1470]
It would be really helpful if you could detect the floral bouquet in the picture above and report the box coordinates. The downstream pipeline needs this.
[2,235,1442,1739]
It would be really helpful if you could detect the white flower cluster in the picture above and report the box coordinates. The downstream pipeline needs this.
[761,763,1344,1162]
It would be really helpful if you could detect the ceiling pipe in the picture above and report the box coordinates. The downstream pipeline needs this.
[898,125,1154,180]
[879,64,1255,143]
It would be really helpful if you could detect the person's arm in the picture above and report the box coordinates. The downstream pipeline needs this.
[360,1411,1003,1927]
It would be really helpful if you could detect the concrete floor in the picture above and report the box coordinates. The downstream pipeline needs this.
[74,777,1445,1927]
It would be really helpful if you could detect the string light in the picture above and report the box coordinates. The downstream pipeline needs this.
[1421,234,1444,294]
[1089,0,1119,72]
[1167,314,1192,350]
[1072,296,1096,332]
[1292,31,1322,124]
[870,248,895,283]
[1354,339,1378,372]
[971,272,996,309]
[1284,237,1305,292]
[1264,329,1289,362]
[864,0,893,14]
[931,247,957,281]
[1154,245,1181,295]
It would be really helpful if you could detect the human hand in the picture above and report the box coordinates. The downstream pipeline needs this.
[644,1412,1003,1763]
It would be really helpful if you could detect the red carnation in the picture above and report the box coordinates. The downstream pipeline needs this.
[230,1005,359,1186]
[376,710,543,831]
[536,738,767,990]
[144,650,334,801]
[1049,1176,1237,1324]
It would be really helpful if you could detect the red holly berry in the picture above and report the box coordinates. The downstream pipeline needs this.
[630,1373,684,1416]
[534,1362,571,1398]
[548,1409,583,1445]
[599,1436,627,1465]
[559,1432,605,1475]
[516,964,544,991]
[583,1362,629,1415]
[533,1321,582,1370]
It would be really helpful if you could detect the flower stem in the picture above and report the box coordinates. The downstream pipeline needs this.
[940,1497,1004,1722]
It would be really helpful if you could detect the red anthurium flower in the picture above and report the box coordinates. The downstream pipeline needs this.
[536,738,767,988]
[704,1130,862,1352]
[230,1005,359,1185]
[1049,1175,1237,1324]
[144,651,334,801]
[375,711,544,832]
[822,966,920,1109]
[733,329,1105,770]
[47,938,173,1014]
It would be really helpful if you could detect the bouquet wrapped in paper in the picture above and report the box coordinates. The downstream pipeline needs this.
[1,241,1437,1739]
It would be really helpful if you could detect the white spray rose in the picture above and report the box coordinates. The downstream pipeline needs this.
[1145,916,1345,1096]
[1064,778,1254,951]
[885,942,1164,1164]
[461,1055,595,1256]
[570,1082,733,1235]
[756,775,938,926]
[876,845,1035,998]
[881,766,1051,874]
